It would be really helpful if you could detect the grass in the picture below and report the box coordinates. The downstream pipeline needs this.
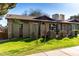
[0,37,79,55]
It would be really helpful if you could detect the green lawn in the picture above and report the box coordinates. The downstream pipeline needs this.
[0,37,79,55]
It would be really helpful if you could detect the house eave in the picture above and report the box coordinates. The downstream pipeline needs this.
[6,14,79,24]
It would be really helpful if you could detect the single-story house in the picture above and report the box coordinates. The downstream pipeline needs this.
[6,14,79,39]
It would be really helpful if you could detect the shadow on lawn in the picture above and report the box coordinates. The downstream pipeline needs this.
[0,37,37,44]
[0,35,76,44]
[40,35,76,42]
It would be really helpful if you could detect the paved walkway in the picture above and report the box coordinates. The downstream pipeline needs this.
[28,46,79,56]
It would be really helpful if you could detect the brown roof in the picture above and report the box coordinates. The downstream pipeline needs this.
[34,15,55,21]
[6,14,37,20]
[6,14,79,24]
[6,14,55,22]
[68,19,79,22]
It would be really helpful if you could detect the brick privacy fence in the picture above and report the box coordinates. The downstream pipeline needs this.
[0,32,8,39]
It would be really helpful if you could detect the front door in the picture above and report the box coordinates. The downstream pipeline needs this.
[19,24,23,37]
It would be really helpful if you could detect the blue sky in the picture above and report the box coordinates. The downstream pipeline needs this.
[1,3,79,26]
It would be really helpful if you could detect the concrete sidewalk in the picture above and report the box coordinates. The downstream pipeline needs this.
[28,46,79,56]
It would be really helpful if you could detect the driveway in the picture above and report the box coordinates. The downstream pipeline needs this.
[28,46,79,56]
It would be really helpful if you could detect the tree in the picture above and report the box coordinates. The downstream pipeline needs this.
[0,3,16,20]
[0,3,16,16]
[69,14,79,19]
[29,9,43,16]
[29,10,42,16]
[23,9,46,16]
[22,10,28,16]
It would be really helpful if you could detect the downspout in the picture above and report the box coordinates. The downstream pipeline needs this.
[60,23,63,38]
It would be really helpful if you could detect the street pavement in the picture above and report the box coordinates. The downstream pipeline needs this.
[28,46,79,56]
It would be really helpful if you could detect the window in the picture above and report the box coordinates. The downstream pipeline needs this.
[49,23,56,30]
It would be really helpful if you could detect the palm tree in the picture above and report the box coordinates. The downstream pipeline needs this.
[0,3,16,16]
[0,3,16,20]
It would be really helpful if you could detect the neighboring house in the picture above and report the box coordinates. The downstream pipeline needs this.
[0,25,8,39]
[0,25,4,32]
[6,14,79,39]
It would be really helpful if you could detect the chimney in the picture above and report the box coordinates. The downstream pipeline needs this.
[59,14,65,20]
[52,14,65,20]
